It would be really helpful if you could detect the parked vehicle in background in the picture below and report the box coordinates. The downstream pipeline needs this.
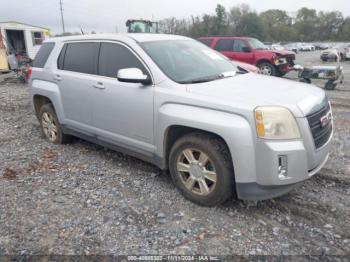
[126,19,160,33]
[315,43,330,50]
[321,48,340,62]
[345,45,350,60]
[271,44,285,51]
[263,42,273,50]
[29,34,332,206]
[335,43,350,61]
[321,43,350,61]
[300,43,315,51]
[284,43,298,53]
[198,36,295,77]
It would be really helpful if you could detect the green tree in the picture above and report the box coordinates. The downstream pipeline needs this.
[159,4,350,42]
[294,8,319,41]
[317,11,344,41]
[260,9,293,41]
[340,17,350,41]
[236,12,265,39]
[213,4,228,35]
[202,14,215,36]
[228,4,251,35]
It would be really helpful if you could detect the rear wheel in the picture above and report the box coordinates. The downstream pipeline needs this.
[169,132,235,206]
[258,62,276,76]
[39,104,71,144]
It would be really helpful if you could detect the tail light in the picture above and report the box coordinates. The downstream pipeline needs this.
[27,66,32,80]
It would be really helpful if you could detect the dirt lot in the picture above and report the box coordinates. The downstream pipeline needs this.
[0,51,349,256]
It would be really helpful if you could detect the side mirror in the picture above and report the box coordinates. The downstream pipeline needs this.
[117,68,151,85]
[242,47,252,53]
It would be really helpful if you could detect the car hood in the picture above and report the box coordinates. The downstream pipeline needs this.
[322,49,338,54]
[187,73,326,118]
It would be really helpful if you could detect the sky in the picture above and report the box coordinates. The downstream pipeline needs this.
[0,0,349,34]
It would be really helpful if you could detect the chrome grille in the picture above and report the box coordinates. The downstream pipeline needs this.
[306,101,332,149]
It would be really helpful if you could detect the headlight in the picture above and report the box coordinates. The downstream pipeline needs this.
[255,106,301,139]
[275,58,287,65]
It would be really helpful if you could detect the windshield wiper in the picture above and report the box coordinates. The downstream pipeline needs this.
[180,71,236,84]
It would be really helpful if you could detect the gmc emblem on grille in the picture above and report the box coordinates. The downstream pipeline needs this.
[320,111,332,128]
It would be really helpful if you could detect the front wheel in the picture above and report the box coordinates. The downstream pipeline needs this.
[258,62,277,76]
[169,133,235,206]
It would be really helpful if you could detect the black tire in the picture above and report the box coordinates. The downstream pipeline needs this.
[325,80,336,90]
[169,132,235,206]
[39,103,71,144]
[258,62,277,76]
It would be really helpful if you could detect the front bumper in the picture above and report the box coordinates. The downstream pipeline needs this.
[236,154,329,200]
[236,116,332,201]
[274,56,295,73]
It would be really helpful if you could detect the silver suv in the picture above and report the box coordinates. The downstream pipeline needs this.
[29,34,333,206]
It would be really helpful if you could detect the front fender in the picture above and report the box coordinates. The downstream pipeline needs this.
[156,103,257,183]
[29,79,65,123]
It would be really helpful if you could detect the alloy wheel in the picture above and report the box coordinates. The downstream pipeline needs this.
[260,65,272,75]
[176,148,217,196]
[41,112,58,142]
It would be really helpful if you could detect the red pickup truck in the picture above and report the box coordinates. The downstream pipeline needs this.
[198,36,295,77]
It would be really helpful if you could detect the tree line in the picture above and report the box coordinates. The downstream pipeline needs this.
[159,4,350,42]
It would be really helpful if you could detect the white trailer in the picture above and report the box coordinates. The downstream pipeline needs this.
[0,21,50,60]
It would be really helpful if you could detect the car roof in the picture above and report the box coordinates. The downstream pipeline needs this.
[46,33,190,44]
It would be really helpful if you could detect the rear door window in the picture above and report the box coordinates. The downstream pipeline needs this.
[62,42,99,74]
[98,42,148,78]
[33,42,55,68]
[233,40,248,52]
[198,39,213,47]
[215,39,234,52]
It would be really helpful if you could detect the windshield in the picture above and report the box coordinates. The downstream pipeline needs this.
[248,38,267,50]
[140,40,238,84]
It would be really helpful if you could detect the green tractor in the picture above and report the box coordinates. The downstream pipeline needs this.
[126,19,160,33]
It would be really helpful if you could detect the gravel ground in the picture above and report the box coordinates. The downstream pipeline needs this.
[0,51,349,256]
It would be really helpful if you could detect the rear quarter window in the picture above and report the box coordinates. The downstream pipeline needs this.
[33,42,55,68]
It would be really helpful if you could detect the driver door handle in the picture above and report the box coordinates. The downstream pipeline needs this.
[93,82,105,89]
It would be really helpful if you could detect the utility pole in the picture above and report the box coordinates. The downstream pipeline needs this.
[59,0,66,33]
